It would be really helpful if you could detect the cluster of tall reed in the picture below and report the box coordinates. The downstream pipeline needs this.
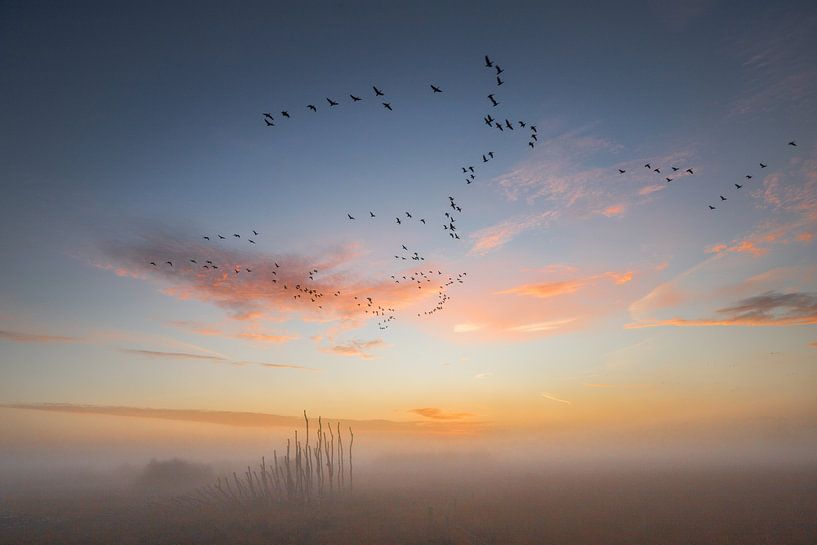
[177,411,354,508]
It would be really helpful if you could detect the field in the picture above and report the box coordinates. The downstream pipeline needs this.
[2,465,816,545]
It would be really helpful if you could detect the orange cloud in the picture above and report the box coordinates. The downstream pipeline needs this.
[468,211,559,255]
[628,291,817,329]
[408,408,475,420]
[320,339,386,360]
[600,203,626,217]
[797,232,814,242]
[235,331,298,344]
[507,318,576,333]
[498,270,634,299]
[639,184,666,196]
[453,323,484,333]
[0,330,78,344]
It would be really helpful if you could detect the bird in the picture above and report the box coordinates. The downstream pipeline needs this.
[347,213,355,220]
[618,169,626,174]
[233,234,240,238]
[484,116,492,126]
[488,151,494,158]
[488,94,499,107]
[430,84,443,93]
[264,118,274,126]
[484,55,493,68]
[307,104,317,112]
[190,259,197,264]
[686,168,694,174]
[248,239,255,244]
[720,195,727,201]
[217,235,225,239]
[708,205,717,210]
[495,122,504,131]
[529,142,534,149]
[396,217,401,224]
[505,119,514,130]
[644,163,651,169]
[735,184,743,189]
[531,134,537,141]
[530,125,537,133]
[745,175,753,179]
[402,244,408,250]
[369,211,375,218]
[788,141,797,146]
[468,166,474,172]
[382,102,392,111]
[165,261,173,266]
[203,236,210,240]
[519,121,526,128]
[327,98,339,106]
[420,219,426,224]
[666,177,673,182]
[497,76,504,86]
[263,112,273,119]
[350,94,362,102]
[653,168,661,173]
[253,230,258,236]
[406,212,412,218]
[482,154,488,162]
[760,163,767,168]
[150,261,157,266]
[672,167,679,172]
[496,65,504,75]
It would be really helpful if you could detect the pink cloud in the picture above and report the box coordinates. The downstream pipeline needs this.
[0,330,78,344]
[320,339,386,360]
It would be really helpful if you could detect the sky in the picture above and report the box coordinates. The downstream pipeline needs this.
[1,0,816,467]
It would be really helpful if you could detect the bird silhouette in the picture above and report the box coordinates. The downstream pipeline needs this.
[495,122,504,131]
[735,184,743,189]
[530,125,537,133]
[217,235,225,239]
[281,111,290,118]
[488,151,494,158]
[382,102,392,111]
[531,134,537,141]
[248,239,255,244]
[686,169,694,174]
[327,98,339,107]
[505,119,514,130]
[402,244,408,250]
[720,195,727,201]
[150,261,157,266]
[745,175,753,179]
[618,169,626,174]
[496,65,504,75]
[166,261,173,266]
[263,112,273,119]
[708,205,717,210]
[369,211,375,218]
[373,85,384,96]
[264,118,274,126]
[529,142,534,149]
[488,94,499,107]
[190,259,197,264]
[253,230,258,236]
[203,236,210,240]
[672,167,679,171]
[420,219,426,224]
[788,141,797,146]
[347,213,355,220]
[666,177,673,182]
[233,234,240,238]
[519,121,526,128]
[497,76,504,86]
[482,154,488,162]
[760,163,767,168]
[350,94,362,102]
[396,217,401,224]
[307,104,317,112]
[406,212,412,218]
[430,84,443,93]
[644,163,651,169]
[484,55,493,68]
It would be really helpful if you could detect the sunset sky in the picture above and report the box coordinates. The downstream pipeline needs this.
[1,1,816,464]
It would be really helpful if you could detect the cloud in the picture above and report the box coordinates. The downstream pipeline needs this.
[600,203,626,217]
[468,211,558,255]
[235,331,298,344]
[629,290,817,328]
[638,184,667,196]
[453,323,485,333]
[497,270,634,299]
[540,393,572,405]
[0,330,79,344]
[120,347,315,371]
[320,339,385,360]
[408,408,475,420]
[118,349,226,362]
[507,318,577,333]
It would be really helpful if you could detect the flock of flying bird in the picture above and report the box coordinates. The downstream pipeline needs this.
[147,55,802,335]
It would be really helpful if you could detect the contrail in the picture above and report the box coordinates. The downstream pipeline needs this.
[541,392,572,405]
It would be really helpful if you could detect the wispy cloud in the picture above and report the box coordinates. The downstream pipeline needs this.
[629,290,817,328]
[497,271,634,299]
[541,392,572,405]
[0,329,79,344]
[453,323,485,333]
[320,339,385,360]
[408,407,475,420]
[468,211,558,255]
[507,318,577,333]
[119,347,315,371]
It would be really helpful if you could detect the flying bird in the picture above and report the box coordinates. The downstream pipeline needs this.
[482,154,488,162]
[708,205,716,210]
[203,236,210,240]
[488,94,499,107]
[686,168,694,174]
[720,195,727,201]
[217,235,225,239]
[496,65,504,75]
[496,76,504,86]
[644,163,651,169]
[745,175,753,179]
[326,98,339,106]
[373,86,384,96]
[350,94,362,102]
[248,239,255,244]
[760,163,767,168]
[382,102,392,110]
[672,167,679,171]
[735,184,743,189]
[347,213,355,220]
[253,230,258,236]
[150,261,157,266]
[505,119,514,130]
[484,55,493,67]
[281,111,290,118]
[430,84,443,93]
[233,234,240,238]
[405,212,412,218]
[165,261,173,266]
[530,125,537,133]
[618,169,626,174]
[264,118,274,126]
[369,211,375,218]
[488,151,494,158]
[788,141,797,146]
[396,217,401,224]
[666,177,673,182]
[263,112,273,119]
[307,104,317,112]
